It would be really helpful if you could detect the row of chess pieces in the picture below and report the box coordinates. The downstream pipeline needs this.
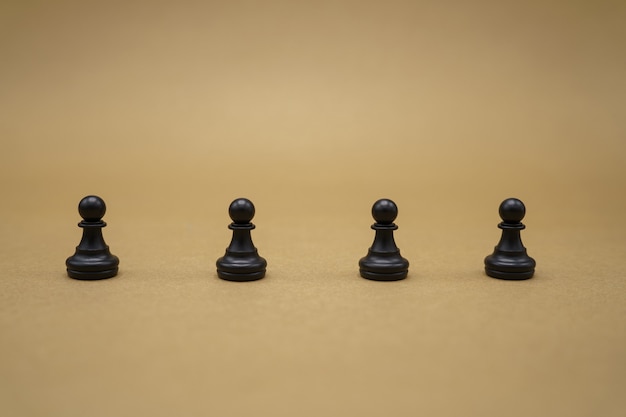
[66,196,536,281]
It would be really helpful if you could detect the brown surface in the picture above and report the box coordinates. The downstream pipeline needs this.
[1,1,625,416]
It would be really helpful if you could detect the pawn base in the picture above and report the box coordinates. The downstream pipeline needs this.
[217,270,265,282]
[485,268,535,281]
[359,269,407,281]
[485,268,534,280]
[67,267,118,280]
[66,251,119,281]
[359,251,409,282]
[484,251,535,281]
[216,253,267,282]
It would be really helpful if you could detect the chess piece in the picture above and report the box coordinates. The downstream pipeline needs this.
[484,198,536,280]
[216,198,267,281]
[66,195,119,280]
[359,198,409,281]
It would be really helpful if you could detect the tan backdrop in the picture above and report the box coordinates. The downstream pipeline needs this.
[1,1,625,416]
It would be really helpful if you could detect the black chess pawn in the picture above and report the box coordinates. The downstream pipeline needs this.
[216,198,267,282]
[66,195,119,280]
[484,198,536,280]
[359,199,409,281]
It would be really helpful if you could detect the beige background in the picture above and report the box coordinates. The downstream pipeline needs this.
[1,1,625,416]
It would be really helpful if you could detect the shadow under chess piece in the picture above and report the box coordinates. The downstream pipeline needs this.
[66,195,119,280]
[484,198,536,280]
[359,198,409,281]
[216,198,267,282]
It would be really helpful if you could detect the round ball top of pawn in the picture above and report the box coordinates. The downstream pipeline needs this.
[229,198,255,224]
[499,198,526,223]
[372,198,398,224]
[78,195,106,221]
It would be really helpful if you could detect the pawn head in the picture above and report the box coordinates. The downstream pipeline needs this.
[78,195,106,221]
[229,198,255,224]
[499,198,526,223]
[372,198,398,224]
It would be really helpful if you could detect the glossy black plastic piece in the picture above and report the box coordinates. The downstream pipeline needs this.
[484,198,536,280]
[216,198,267,281]
[66,195,119,280]
[359,199,409,281]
